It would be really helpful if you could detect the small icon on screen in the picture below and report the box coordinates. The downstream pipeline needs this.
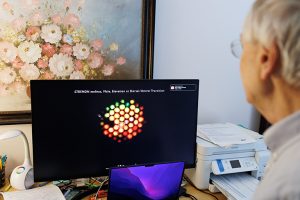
[170,84,197,91]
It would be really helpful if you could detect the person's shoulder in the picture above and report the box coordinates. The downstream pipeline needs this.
[254,151,300,200]
[274,138,300,183]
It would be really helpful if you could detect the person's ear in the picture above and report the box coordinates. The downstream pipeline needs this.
[260,42,279,80]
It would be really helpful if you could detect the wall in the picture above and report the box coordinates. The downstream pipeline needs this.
[154,0,259,130]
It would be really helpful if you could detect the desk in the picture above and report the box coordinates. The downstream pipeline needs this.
[0,180,226,200]
[82,183,227,200]
[184,184,226,200]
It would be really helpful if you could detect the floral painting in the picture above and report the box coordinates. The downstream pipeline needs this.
[0,0,154,117]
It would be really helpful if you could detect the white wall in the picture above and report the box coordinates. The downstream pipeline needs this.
[154,0,260,130]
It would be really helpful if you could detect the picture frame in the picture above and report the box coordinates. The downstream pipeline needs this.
[0,0,156,125]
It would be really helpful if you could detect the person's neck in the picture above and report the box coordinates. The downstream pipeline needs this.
[264,79,300,123]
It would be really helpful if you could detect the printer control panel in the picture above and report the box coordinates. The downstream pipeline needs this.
[212,157,258,175]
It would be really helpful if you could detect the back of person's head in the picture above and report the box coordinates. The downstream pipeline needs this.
[243,0,300,88]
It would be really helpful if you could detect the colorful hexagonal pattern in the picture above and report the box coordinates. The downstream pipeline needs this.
[100,99,144,143]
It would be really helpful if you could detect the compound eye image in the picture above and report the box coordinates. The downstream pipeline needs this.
[99,99,144,143]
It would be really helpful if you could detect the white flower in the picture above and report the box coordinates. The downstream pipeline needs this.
[49,53,74,77]
[0,41,18,63]
[18,34,26,42]
[73,43,90,60]
[109,42,119,51]
[70,71,85,79]
[0,67,16,84]
[102,64,115,76]
[19,63,40,81]
[41,24,62,44]
[18,41,42,63]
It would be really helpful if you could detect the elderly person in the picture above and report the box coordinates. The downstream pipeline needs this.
[238,0,300,199]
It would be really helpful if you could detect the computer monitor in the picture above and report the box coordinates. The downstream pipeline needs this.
[31,79,199,181]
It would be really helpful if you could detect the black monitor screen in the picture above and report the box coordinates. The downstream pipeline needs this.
[31,79,199,181]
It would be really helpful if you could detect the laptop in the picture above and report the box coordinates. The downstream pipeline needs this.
[107,161,185,200]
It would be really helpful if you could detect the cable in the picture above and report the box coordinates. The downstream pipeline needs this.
[198,190,218,200]
[70,187,101,200]
[56,180,75,193]
[183,174,219,200]
[182,193,198,200]
[85,177,106,189]
[94,177,109,200]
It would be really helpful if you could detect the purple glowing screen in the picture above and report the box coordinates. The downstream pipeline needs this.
[108,162,184,200]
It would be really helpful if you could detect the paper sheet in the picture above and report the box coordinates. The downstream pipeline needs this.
[1,185,65,200]
[210,173,259,200]
[197,123,258,147]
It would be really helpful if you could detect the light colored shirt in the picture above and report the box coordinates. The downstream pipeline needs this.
[253,111,300,200]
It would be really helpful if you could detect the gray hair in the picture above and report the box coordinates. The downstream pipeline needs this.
[243,0,300,87]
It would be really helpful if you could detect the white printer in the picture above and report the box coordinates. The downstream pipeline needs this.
[185,123,270,190]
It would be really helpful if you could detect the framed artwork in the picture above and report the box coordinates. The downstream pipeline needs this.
[0,0,155,124]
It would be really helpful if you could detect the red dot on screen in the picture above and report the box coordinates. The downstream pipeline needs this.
[103,130,109,135]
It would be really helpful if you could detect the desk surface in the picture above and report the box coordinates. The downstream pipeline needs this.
[81,184,227,200]
[0,180,227,200]
[184,184,226,200]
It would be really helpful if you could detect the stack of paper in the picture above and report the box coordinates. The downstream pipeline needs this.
[197,123,260,147]
[210,173,259,200]
[0,185,65,200]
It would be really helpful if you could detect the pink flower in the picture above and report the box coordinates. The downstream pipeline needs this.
[102,64,115,76]
[37,58,48,69]
[25,26,41,41]
[41,43,57,58]
[74,59,83,71]
[116,56,126,65]
[60,44,73,56]
[63,13,80,28]
[51,14,62,25]
[88,52,103,69]
[31,12,44,26]
[11,18,26,32]
[40,71,54,80]
[90,39,103,51]
[2,2,12,11]
[12,57,25,69]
